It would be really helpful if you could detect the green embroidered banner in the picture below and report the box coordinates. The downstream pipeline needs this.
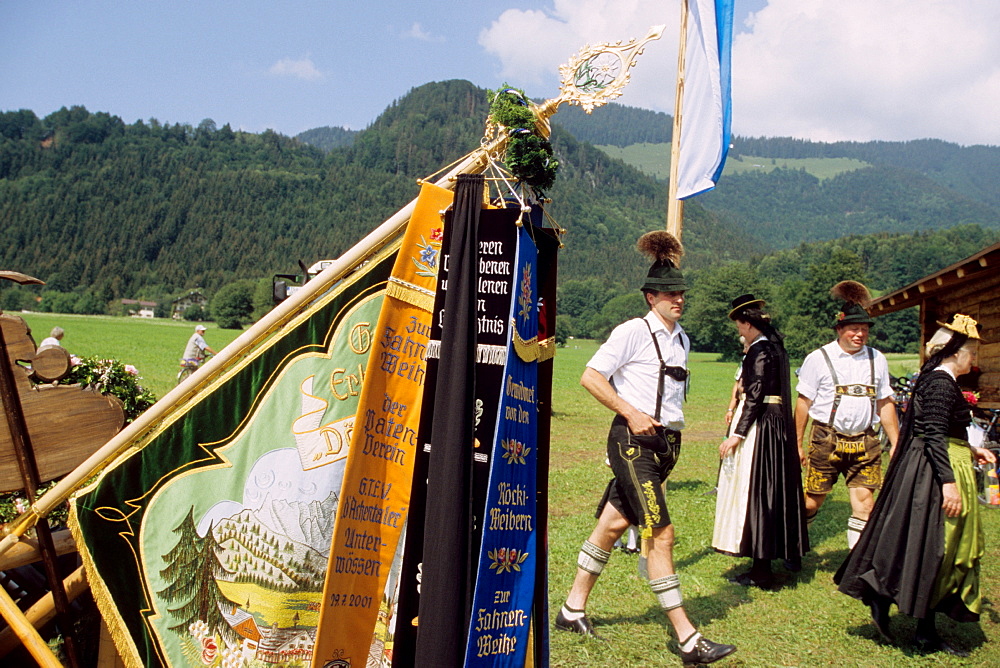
[71,241,399,668]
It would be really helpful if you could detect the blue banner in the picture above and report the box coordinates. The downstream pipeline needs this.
[464,227,539,666]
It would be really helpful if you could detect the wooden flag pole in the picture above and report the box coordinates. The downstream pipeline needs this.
[667,0,689,240]
[0,276,81,668]
[0,585,62,667]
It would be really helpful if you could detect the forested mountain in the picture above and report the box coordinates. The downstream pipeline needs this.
[553,104,1000,247]
[0,108,416,304]
[2,79,997,345]
[551,102,673,147]
[0,80,757,312]
[735,136,1000,210]
[294,126,357,151]
[554,103,1000,206]
[699,164,999,247]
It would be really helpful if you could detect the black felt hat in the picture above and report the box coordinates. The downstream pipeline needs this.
[728,294,766,320]
[637,231,687,292]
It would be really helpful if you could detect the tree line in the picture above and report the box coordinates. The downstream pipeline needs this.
[0,82,757,319]
[3,81,998,346]
[557,224,999,361]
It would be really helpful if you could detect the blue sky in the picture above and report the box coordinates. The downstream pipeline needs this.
[3,0,998,145]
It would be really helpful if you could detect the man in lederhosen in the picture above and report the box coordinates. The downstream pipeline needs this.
[795,281,900,549]
[555,231,736,667]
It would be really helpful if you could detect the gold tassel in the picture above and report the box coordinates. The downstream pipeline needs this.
[511,319,539,362]
[537,336,556,362]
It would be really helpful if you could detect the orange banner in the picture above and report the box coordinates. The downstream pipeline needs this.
[312,182,453,667]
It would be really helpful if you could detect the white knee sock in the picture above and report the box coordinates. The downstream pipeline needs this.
[577,540,610,575]
[847,516,866,549]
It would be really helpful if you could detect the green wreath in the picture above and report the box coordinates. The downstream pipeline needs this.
[488,86,559,192]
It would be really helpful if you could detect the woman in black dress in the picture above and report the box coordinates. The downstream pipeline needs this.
[714,295,808,587]
[835,314,995,656]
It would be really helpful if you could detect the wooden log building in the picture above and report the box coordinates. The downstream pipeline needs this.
[868,241,1000,408]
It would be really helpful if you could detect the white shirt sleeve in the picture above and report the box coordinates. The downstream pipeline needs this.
[586,320,637,379]
[795,350,822,399]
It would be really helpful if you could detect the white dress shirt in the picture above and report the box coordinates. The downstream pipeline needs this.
[587,311,689,430]
[796,340,893,435]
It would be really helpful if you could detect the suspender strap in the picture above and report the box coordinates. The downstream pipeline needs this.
[867,346,876,425]
[642,319,689,418]
[644,319,665,422]
[820,346,876,426]
[819,348,840,425]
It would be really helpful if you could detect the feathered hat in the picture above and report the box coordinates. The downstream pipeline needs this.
[637,231,687,292]
[831,280,874,327]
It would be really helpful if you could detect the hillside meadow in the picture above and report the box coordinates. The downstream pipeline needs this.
[593,142,871,183]
[10,314,998,665]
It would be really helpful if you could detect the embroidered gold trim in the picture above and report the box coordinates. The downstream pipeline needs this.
[386,277,435,313]
[69,503,144,668]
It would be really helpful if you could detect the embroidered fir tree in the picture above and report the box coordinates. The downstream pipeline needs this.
[157,507,238,643]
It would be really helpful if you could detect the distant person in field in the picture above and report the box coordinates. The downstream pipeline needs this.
[556,231,736,667]
[182,324,216,363]
[713,295,808,588]
[795,281,899,550]
[38,326,65,349]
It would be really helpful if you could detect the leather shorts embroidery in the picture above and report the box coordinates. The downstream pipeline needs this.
[805,421,882,494]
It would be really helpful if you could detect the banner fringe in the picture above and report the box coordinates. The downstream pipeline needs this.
[512,318,539,362]
[537,336,556,362]
[69,503,144,668]
[387,277,435,312]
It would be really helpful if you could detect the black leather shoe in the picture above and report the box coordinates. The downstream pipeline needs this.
[915,633,968,657]
[679,636,737,667]
[728,570,774,590]
[867,597,891,642]
[554,609,604,640]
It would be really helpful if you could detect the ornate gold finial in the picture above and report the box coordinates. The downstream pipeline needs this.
[458,26,665,186]
[523,25,665,138]
[556,25,665,113]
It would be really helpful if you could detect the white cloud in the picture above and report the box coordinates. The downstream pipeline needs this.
[479,1,670,87]
[406,22,441,42]
[268,56,323,81]
[734,0,1000,145]
[480,0,1000,145]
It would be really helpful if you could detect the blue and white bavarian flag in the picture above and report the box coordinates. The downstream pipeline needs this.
[677,0,735,199]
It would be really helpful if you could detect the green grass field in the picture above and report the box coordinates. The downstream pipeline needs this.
[17,312,244,399]
[593,143,870,182]
[10,316,996,665]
